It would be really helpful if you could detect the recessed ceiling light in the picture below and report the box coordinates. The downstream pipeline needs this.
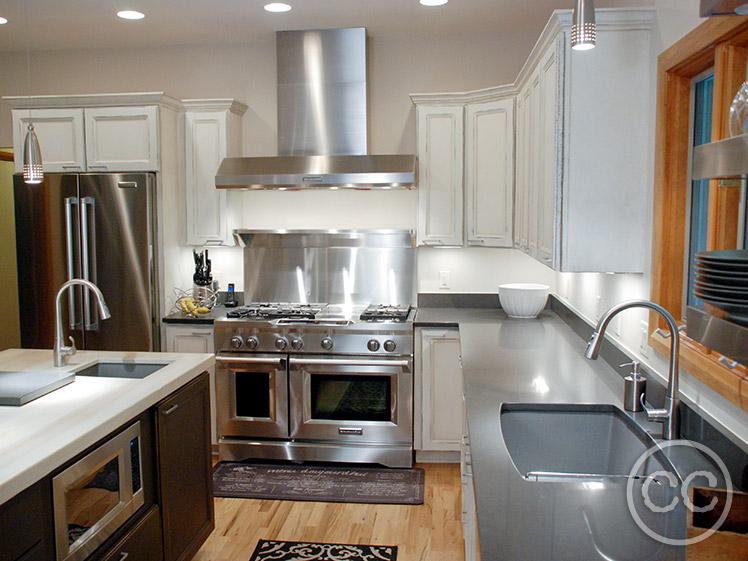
[420,0,448,6]
[264,3,292,12]
[117,10,145,20]
[0,17,8,25]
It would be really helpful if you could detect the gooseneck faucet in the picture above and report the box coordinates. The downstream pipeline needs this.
[54,279,112,367]
[584,300,680,440]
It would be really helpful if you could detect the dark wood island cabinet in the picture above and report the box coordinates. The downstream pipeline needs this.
[0,370,214,561]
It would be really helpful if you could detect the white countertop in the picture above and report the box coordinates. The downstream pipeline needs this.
[0,348,214,506]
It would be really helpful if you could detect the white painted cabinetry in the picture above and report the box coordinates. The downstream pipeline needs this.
[182,99,247,246]
[415,327,462,458]
[163,324,217,445]
[514,9,653,272]
[411,88,515,248]
[8,94,174,173]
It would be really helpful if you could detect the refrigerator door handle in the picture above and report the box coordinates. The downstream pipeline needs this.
[81,196,99,331]
[64,197,82,330]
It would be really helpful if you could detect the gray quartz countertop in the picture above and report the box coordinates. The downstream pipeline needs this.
[416,306,713,560]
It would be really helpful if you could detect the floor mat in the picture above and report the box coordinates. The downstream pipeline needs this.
[249,540,398,561]
[212,462,424,505]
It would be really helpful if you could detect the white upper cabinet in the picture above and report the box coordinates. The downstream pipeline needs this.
[411,87,515,248]
[515,9,654,272]
[465,98,514,247]
[182,99,247,247]
[6,93,180,173]
[414,103,464,246]
[11,108,86,172]
[84,106,159,171]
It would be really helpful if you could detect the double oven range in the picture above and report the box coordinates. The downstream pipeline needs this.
[215,303,415,468]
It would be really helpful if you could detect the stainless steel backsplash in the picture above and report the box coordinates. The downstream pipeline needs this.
[236,230,416,305]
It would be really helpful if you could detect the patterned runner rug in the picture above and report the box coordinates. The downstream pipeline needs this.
[213,462,424,505]
[250,540,398,561]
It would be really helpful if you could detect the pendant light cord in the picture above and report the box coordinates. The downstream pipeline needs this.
[24,0,31,122]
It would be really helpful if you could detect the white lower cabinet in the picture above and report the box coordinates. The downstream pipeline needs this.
[415,328,462,458]
[163,324,217,445]
[462,431,479,561]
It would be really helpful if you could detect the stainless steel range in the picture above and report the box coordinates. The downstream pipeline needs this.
[214,230,417,468]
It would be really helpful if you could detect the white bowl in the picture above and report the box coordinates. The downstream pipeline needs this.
[498,283,550,319]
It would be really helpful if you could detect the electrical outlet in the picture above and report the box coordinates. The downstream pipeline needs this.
[594,295,602,322]
[640,320,649,358]
[438,270,450,290]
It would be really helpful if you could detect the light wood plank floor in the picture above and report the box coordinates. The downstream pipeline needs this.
[194,463,465,561]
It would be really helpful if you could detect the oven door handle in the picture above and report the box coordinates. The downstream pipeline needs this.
[216,355,285,366]
[288,357,411,368]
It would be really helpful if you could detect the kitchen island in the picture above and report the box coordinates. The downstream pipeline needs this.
[0,348,215,561]
[416,302,732,561]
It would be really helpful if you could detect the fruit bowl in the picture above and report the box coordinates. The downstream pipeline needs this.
[173,287,218,316]
[498,284,550,319]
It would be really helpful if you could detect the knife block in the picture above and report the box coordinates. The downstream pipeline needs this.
[686,487,748,560]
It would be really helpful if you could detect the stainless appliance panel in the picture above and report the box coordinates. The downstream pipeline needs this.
[288,356,413,444]
[14,174,83,349]
[52,422,144,561]
[78,174,156,351]
[215,354,289,439]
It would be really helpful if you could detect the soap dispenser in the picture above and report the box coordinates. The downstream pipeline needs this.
[619,361,646,412]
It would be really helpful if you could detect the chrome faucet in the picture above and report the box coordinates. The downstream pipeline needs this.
[584,300,680,440]
[54,279,112,367]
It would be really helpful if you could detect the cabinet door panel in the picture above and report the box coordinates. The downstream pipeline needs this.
[185,111,229,246]
[418,329,462,451]
[0,479,54,561]
[98,505,163,561]
[157,372,214,561]
[416,106,464,246]
[538,46,560,267]
[466,98,514,248]
[12,108,85,173]
[528,71,542,258]
[85,106,159,171]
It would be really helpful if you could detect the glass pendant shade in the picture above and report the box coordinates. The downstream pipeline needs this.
[571,0,596,51]
[23,122,43,184]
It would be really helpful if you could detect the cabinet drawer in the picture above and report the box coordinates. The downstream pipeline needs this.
[99,505,163,561]
[0,479,53,561]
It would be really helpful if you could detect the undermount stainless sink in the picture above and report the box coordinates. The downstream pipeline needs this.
[74,360,172,379]
[500,403,679,482]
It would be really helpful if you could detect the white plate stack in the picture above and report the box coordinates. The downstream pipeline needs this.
[694,250,748,317]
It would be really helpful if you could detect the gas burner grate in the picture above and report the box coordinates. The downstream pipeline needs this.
[226,302,327,320]
[360,305,411,322]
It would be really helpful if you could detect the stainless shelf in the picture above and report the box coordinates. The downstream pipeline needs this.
[686,306,748,366]
[692,133,748,181]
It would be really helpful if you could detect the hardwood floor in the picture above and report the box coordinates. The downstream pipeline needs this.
[194,463,465,561]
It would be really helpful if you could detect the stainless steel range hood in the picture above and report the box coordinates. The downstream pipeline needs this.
[700,0,748,16]
[216,28,416,190]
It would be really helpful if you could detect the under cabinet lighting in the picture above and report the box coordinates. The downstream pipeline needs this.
[264,3,292,12]
[0,17,8,24]
[420,0,448,5]
[117,10,145,20]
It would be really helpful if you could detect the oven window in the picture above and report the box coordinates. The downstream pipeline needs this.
[235,372,271,418]
[310,374,391,422]
[65,456,121,546]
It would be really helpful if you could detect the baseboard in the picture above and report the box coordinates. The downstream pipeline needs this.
[416,450,460,463]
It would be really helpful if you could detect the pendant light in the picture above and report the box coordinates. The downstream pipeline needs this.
[22,0,42,184]
[571,0,596,51]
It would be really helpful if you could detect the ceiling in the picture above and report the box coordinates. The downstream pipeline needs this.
[0,0,653,53]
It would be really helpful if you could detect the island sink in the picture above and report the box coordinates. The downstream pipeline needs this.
[75,360,172,379]
[500,403,678,482]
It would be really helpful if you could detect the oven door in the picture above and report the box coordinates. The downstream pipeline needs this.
[215,354,289,439]
[288,356,413,444]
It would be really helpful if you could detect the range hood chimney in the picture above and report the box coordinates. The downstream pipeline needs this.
[216,28,416,190]
[700,0,748,16]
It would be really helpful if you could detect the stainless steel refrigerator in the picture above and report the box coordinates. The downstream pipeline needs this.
[14,173,160,351]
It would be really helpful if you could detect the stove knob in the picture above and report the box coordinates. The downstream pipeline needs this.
[230,336,244,349]
[367,339,380,352]
[383,340,397,352]
[291,338,304,350]
[246,336,259,350]
[321,337,334,351]
[275,337,288,351]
